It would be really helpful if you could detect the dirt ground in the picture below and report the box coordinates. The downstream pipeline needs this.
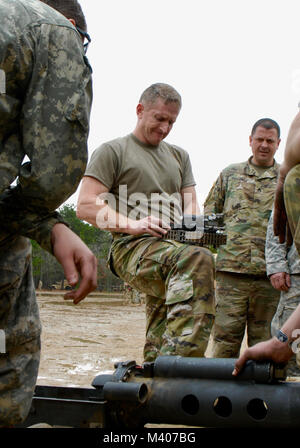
[37,291,298,389]
[37,291,147,388]
[37,290,223,388]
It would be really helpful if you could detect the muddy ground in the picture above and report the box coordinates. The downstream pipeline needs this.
[37,291,147,388]
[37,291,299,389]
[37,291,223,388]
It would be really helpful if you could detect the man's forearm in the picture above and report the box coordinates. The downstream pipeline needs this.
[77,199,132,233]
[281,303,300,340]
[96,205,135,233]
[181,186,201,216]
[280,111,300,178]
[183,201,201,216]
[77,196,169,238]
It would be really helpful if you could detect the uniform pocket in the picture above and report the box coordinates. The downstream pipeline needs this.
[64,60,92,131]
[165,273,193,305]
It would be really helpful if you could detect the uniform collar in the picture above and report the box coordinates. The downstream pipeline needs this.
[244,156,279,178]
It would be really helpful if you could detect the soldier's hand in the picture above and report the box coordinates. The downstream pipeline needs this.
[51,223,98,304]
[232,338,292,376]
[270,272,291,292]
[128,216,170,238]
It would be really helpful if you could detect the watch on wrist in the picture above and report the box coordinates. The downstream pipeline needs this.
[276,329,288,343]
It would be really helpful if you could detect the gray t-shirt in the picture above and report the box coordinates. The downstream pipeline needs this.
[85,133,196,225]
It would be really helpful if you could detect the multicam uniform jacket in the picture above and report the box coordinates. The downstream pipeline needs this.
[204,157,279,275]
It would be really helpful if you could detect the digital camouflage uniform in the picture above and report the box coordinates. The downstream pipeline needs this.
[0,0,92,426]
[86,134,215,363]
[204,157,280,357]
[265,212,300,376]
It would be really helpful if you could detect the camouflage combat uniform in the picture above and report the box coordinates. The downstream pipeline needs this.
[111,235,215,362]
[285,164,300,256]
[265,212,300,376]
[0,0,92,426]
[204,157,280,357]
[86,134,215,362]
[123,283,142,304]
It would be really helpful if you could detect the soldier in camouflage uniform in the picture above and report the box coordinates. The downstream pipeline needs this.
[265,212,300,376]
[123,283,142,304]
[204,118,281,358]
[0,0,97,426]
[233,110,300,374]
[77,83,215,362]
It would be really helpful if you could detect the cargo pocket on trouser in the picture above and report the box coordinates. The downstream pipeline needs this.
[141,243,196,362]
[161,244,215,358]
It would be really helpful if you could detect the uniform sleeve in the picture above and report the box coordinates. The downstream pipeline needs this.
[204,172,226,215]
[0,24,92,253]
[84,143,119,189]
[265,211,289,276]
[181,152,196,189]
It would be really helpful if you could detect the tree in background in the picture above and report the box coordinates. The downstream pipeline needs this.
[31,204,123,292]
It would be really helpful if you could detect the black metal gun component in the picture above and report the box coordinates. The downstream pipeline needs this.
[19,356,300,428]
[164,214,226,248]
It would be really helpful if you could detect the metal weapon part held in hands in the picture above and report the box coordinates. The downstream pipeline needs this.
[163,214,226,248]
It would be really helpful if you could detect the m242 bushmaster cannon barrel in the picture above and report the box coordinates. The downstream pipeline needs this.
[19,356,300,428]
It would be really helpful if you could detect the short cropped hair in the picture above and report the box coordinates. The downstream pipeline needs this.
[139,83,182,109]
[251,118,280,139]
[40,0,87,31]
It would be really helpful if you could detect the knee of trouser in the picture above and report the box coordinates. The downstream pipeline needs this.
[176,246,215,279]
[187,245,214,263]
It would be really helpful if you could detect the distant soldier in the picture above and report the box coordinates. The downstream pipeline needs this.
[204,118,281,357]
[123,282,133,303]
[132,289,142,305]
[123,283,142,304]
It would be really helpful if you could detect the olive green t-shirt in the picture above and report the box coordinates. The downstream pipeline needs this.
[85,133,196,225]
